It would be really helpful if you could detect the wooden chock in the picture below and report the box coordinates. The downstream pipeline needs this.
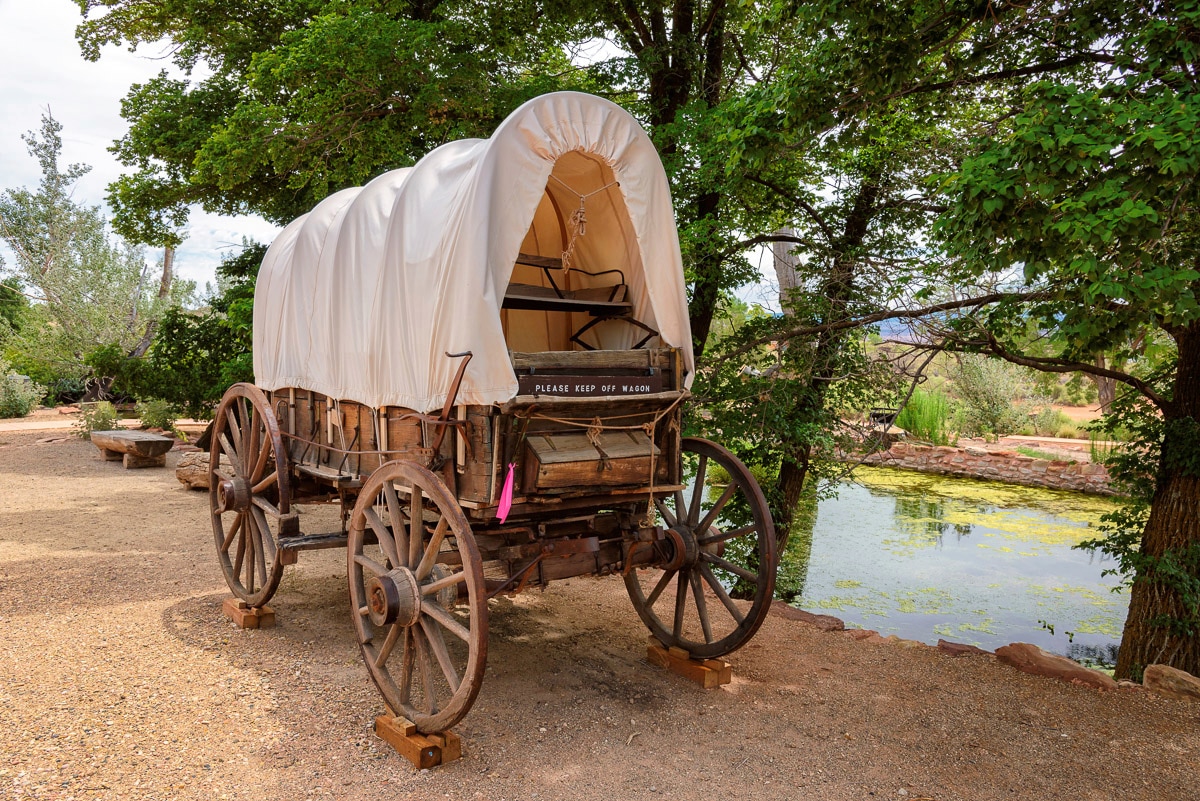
[647,638,732,689]
[222,597,276,629]
[374,715,461,769]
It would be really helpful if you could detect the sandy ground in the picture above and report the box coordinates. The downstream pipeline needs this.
[2,427,1199,801]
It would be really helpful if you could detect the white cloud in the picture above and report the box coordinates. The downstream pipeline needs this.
[0,0,279,289]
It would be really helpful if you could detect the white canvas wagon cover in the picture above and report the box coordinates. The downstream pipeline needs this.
[253,91,695,412]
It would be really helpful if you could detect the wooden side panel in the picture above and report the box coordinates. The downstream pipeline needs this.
[457,406,495,504]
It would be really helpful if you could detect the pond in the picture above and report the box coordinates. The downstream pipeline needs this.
[781,467,1129,666]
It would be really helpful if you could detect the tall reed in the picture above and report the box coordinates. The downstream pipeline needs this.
[894,388,952,445]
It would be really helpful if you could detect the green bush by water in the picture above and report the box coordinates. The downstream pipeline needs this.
[895,389,952,445]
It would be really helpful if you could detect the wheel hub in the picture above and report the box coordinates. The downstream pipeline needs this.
[366,567,421,628]
[216,476,251,513]
[662,525,700,571]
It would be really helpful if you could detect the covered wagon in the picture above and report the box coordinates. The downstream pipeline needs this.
[208,91,776,735]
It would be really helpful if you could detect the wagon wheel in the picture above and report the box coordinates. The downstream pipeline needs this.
[348,460,487,733]
[625,437,776,659]
[209,383,292,607]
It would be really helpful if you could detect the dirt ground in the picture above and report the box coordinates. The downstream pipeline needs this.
[2,427,1199,801]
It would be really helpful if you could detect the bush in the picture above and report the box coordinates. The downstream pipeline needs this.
[947,355,1032,438]
[0,359,44,418]
[74,401,119,440]
[136,398,178,431]
[894,388,952,445]
[1031,406,1072,437]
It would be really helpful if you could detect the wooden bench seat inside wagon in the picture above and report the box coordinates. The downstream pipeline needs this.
[500,150,665,353]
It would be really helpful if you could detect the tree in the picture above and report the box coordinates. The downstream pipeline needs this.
[0,113,183,387]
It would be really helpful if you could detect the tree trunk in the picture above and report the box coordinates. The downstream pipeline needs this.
[1115,323,1200,680]
[1091,354,1117,409]
[129,245,174,359]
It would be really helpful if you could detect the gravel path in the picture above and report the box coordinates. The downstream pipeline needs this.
[1,428,1198,801]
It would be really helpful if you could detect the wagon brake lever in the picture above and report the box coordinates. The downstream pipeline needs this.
[430,351,474,459]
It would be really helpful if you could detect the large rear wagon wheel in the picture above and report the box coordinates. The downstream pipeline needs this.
[209,383,292,607]
[348,460,487,733]
[625,437,776,659]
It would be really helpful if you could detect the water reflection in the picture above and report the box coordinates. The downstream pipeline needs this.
[779,467,1129,666]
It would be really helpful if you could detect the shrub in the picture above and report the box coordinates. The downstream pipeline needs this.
[1031,406,1072,437]
[947,355,1032,438]
[74,401,119,440]
[136,398,178,431]
[894,388,952,445]
[0,359,44,418]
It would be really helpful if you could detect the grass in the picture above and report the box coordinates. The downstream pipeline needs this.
[1016,445,1071,461]
[895,388,952,446]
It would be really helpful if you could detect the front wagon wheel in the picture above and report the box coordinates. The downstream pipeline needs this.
[348,460,488,733]
[625,437,776,659]
[210,383,291,607]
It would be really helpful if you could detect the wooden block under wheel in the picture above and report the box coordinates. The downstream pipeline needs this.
[647,640,732,689]
[374,715,461,768]
[222,597,276,629]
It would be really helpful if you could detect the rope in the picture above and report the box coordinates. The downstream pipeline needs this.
[548,174,619,272]
[514,392,686,526]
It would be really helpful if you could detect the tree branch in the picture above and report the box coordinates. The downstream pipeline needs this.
[745,175,836,242]
[877,53,1117,105]
[714,290,1054,361]
[723,232,819,259]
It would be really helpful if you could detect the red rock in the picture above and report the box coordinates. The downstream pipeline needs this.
[995,643,1117,690]
[1143,664,1200,702]
[937,639,991,657]
[843,629,878,641]
[769,601,844,631]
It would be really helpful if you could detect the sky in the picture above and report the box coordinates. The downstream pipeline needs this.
[0,0,280,292]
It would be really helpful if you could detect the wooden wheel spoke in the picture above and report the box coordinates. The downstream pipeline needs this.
[699,563,745,624]
[232,517,248,578]
[422,601,471,643]
[673,490,686,523]
[415,517,448,581]
[354,552,389,577]
[226,411,243,460]
[654,497,677,527]
[413,629,438,714]
[374,622,404,669]
[251,506,276,565]
[407,482,423,568]
[700,552,759,584]
[689,570,713,644]
[398,628,414,706]
[251,471,278,495]
[672,570,688,639]
[250,438,272,485]
[421,568,466,596]
[244,511,258,590]
[697,523,757,547]
[251,496,280,518]
[420,616,461,693]
[218,433,243,473]
[694,482,738,540]
[221,513,244,552]
[645,569,677,609]
[363,507,401,567]
[383,483,410,567]
[687,455,708,527]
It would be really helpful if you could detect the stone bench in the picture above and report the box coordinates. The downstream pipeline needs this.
[91,430,174,469]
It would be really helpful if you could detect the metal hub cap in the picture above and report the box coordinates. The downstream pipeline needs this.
[365,567,421,628]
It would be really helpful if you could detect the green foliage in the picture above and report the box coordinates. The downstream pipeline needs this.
[1063,373,1098,406]
[0,358,44,418]
[1030,407,1071,438]
[894,388,951,446]
[74,401,119,440]
[0,277,26,333]
[0,113,174,383]
[1015,446,1067,462]
[946,356,1031,439]
[136,398,179,430]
